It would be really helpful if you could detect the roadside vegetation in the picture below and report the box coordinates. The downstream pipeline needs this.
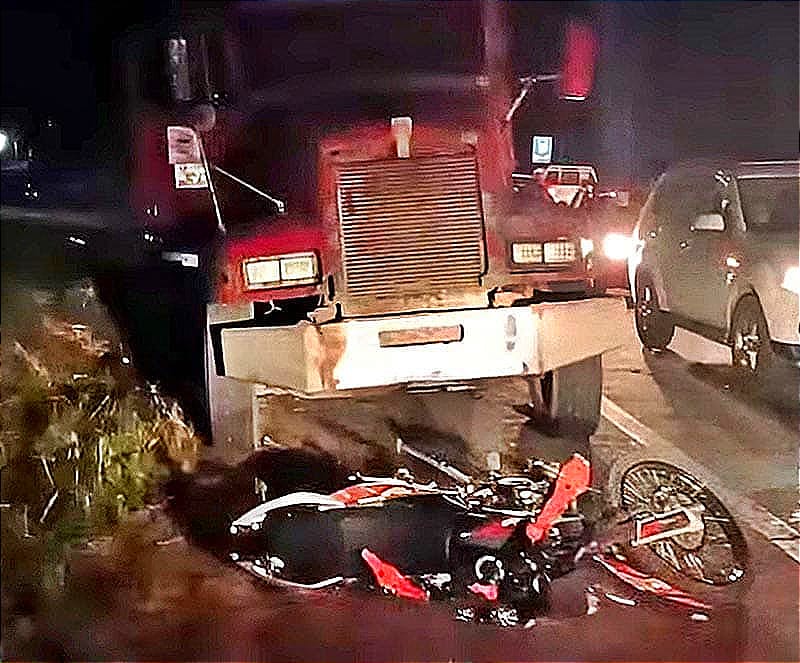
[1,279,201,656]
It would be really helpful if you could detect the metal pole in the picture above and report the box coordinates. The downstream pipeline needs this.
[212,165,286,214]
[197,136,226,234]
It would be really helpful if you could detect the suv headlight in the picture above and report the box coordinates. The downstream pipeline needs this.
[602,233,635,261]
[243,252,319,289]
[782,266,800,294]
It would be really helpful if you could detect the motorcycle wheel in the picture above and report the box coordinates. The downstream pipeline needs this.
[606,458,749,600]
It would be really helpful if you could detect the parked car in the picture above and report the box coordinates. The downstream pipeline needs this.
[542,164,598,206]
[628,160,799,380]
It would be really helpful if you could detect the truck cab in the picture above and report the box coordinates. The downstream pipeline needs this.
[126,2,625,455]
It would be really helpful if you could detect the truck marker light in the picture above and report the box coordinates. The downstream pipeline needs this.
[391,116,412,158]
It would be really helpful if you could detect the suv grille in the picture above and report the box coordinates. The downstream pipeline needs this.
[337,154,484,301]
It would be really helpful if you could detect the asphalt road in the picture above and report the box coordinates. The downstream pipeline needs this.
[3,215,797,661]
[51,305,793,663]
[227,310,799,662]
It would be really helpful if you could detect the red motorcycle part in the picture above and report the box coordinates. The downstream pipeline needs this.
[361,548,429,601]
[469,520,516,545]
[594,553,711,610]
[468,582,499,601]
[525,454,590,543]
[636,510,692,541]
[330,483,424,505]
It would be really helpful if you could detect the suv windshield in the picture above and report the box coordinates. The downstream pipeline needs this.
[738,176,799,230]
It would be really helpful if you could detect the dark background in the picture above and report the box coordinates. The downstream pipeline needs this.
[2,1,798,184]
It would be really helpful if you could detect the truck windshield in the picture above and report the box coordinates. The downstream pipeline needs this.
[231,1,483,105]
[214,1,486,220]
[738,176,799,230]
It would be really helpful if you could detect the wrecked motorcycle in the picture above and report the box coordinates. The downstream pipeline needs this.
[227,441,748,624]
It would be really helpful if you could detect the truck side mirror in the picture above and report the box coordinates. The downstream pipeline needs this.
[559,21,598,101]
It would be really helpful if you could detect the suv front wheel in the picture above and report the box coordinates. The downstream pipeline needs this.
[730,295,773,382]
[634,276,675,350]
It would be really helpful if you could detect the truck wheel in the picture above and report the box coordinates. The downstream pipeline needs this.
[634,276,674,350]
[730,295,773,384]
[525,354,602,442]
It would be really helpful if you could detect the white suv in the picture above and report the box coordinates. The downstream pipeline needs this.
[629,160,799,379]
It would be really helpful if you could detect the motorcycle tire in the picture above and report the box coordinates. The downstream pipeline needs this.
[605,454,750,602]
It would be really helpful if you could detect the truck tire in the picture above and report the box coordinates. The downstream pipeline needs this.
[525,354,602,441]
[634,276,674,350]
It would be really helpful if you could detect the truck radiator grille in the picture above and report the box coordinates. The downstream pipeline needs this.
[337,154,484,300]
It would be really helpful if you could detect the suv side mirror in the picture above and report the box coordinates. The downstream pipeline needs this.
[691,213,725,232]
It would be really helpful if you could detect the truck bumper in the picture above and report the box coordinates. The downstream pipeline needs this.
[209,298,626,395]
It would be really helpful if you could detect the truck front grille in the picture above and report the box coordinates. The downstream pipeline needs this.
[336,154,484,302]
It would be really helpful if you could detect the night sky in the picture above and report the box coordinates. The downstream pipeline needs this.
[2,1,797,183]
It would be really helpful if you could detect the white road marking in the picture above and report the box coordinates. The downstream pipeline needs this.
[601,395,800,565]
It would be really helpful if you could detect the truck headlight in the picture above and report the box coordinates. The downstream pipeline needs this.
[543,240,576,263]
[0,130,8,153]
[580,237,594,258]
[602,233,635,261]
[782,266,800,294]
[511,242,543,264]
[243,252,319,289]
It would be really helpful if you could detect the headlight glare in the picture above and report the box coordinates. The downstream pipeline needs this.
[602,233,635,261]
[782,266,800,294]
